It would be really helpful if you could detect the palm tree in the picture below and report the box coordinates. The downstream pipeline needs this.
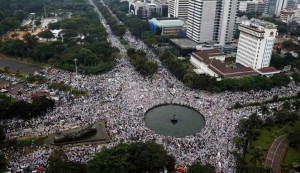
[250,146,263,171]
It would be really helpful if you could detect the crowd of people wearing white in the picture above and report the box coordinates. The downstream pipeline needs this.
[1,0,300,172]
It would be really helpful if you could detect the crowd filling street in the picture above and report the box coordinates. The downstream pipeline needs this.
[1,0,300,172]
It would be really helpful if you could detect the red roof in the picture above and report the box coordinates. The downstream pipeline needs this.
[192,49,258,78]
[257,67,279,74]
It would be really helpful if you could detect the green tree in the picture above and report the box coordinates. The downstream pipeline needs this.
[47,149,87,173]
[23,33,38,51]
[37,30,54,41]
[260,105,269,115]
[143,60,158,76]
[89,143,134,173]
[88,142,175,173]
[34,20,41,26]
[129,142,175,172]
[250,147,263,170]
[297,91,300,99]
[237,113,263,147]
[127,48,135,56]
[0,153,8,173]
[289,129,300,150]
[142,31,157,47]
[282,40,294,50]
[270,53,288,69]
[0,40,27,57]
[292,73,300,83]
[187,162,215,173]
[0,125,6,144]
[271,73,291,86]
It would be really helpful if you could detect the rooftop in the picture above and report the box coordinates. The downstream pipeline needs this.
[192,49,258,78]
[256,67,280,74]
[170,38,198,49]
[149,18,184,27]
[243,18,277,30]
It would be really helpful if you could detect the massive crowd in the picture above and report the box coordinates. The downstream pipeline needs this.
[1,1,300,172]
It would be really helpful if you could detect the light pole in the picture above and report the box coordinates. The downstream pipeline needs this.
[74,58,78,74]
[74,58,78,89]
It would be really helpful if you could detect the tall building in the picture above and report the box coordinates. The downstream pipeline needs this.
[239,0,265,13]
[247,1,265,13]
[187,0,239,46]
[168,0,189,18]
[239,1,248,12]
[236,19,277,69]
[129,0,168,17]
[264,0,294,17]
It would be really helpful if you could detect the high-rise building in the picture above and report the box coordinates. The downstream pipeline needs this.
[186,0,239,46]
[168,0,189,18]
[239,0,265,13]
[247,1,265,13]
[129,0,168,18]
[236,19,277,69]
[264,0,294,17]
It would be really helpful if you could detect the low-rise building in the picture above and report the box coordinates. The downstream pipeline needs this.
[148,18,184,36]
[280,10,295,23]
[190,49,258,78]
[190,48,280,78]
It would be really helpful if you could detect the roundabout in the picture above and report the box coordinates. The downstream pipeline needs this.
[144,104,205,138]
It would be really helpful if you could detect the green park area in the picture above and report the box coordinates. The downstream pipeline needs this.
[283,147,300,166]
[245,120,300,169]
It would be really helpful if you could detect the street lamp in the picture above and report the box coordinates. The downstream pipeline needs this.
[74,58,78,89]
[74,58,78,75]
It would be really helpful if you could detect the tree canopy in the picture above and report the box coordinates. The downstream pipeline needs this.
[0,153,8,173]
[47,149,87,173]
[0,0,118,75]
[127,48,158,76]
[270,52,300,70]
[0,95,55,120]
[88,142,175,173]
[187,163,215,173]
[37,30,54,41]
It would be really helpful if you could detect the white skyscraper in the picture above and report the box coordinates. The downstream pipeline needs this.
[187,0,239,46]
[236,19,277,69]
[168,0,189,18]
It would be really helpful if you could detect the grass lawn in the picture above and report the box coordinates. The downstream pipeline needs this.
[283,147,300,166]
[245,120,300,168]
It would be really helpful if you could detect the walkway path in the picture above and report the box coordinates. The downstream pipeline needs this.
[265,134,289,173]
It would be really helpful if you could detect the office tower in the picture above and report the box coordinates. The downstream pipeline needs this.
[168,0,189,18]
[264,0,294,17]
[187,0,239,46]
[247,1,265,13]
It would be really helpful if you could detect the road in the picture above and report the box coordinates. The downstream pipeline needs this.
[265,134,289,173]
[0,57,42,74]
